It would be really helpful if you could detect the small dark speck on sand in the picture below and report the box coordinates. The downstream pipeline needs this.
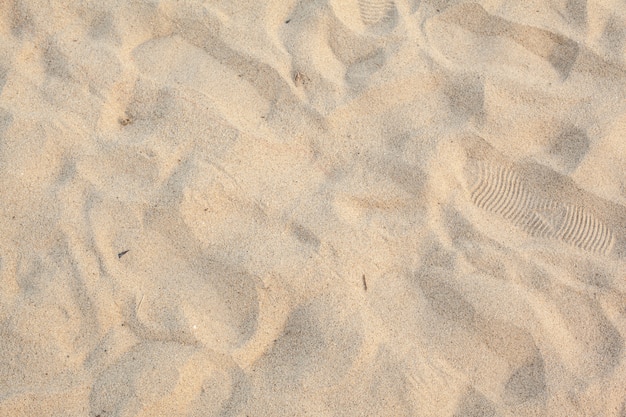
[362,274,367,291]
[118,250,129,259]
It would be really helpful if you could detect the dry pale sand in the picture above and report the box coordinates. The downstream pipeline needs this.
[1,0,626,416]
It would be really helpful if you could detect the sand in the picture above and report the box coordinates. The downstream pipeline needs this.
[0,0,625,416]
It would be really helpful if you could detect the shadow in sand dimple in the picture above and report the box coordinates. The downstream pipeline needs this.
[548,126,590,173]
[0,66,8,94]
[430,3,580,80]
[453,388,497,417]
[251,293,363,391]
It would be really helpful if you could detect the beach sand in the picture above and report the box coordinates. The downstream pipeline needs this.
[1,0,625,416]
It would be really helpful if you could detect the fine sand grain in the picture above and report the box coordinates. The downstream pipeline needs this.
[1,1,626,416]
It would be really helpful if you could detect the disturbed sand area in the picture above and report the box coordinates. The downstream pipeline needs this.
[1,0,626,416]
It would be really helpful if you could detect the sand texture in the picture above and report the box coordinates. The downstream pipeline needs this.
[1,0,626,416]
